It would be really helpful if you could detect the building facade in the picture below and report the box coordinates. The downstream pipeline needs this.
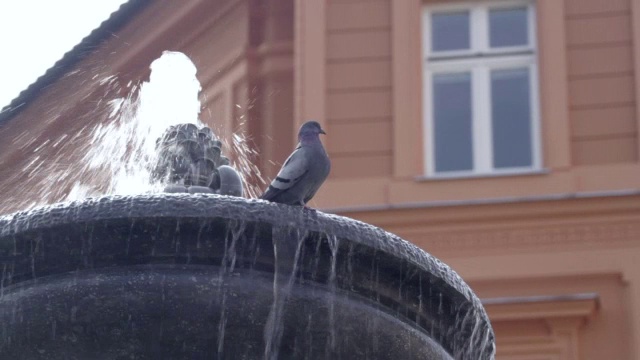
[1,0,639,358]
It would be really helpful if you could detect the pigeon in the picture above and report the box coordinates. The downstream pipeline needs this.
[260,120,331,206]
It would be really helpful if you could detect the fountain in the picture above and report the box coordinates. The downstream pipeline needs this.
[151,123,244,197]
[0,53,495,359]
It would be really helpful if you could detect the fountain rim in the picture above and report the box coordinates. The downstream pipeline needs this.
[0,193,494,358]
[0,193,483,307]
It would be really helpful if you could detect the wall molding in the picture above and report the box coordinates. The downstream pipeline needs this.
[415,219,640,256]
[485,293,598,360]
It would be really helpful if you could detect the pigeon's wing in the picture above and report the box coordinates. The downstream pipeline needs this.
[301,152,330,204]
[260,145,308,199]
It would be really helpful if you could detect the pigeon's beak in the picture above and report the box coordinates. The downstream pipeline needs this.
[319,128,326,135]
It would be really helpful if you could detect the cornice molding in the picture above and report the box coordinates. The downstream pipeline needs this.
[338,194,640,256]
[483,293,598,322]
[414,219,640,256]
[484,293,597,360]
[344,192,640,229]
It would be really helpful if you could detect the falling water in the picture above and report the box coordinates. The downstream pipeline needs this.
[69,51,204,198]
[263,226,306,360]
[216,219,246,358]
[0,51,266,215]
[326,235,339,354]
[68,51,266,199]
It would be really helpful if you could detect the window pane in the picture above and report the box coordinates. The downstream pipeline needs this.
[491,68,532,169]
[433,73,473,172]
[431,11,470,52]
[489,7,528,48]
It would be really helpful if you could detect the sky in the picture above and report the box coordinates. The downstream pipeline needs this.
[0,0,129,109]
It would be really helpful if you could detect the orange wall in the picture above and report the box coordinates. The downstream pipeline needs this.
[325,0,393,179]
[308,0,640,212]
[566,0,638,165]
[303,0,640,358]
[478,274,631,359]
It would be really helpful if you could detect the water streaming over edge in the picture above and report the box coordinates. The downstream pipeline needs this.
[0,195,495,359]
[326,235,339,354]
[263,226,306,360]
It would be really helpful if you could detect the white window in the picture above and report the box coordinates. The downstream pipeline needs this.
[422,0,541,178]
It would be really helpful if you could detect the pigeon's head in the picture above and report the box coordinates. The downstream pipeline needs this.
[298,121,326,141]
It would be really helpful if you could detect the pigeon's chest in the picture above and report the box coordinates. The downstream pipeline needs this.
[309,149,331,179]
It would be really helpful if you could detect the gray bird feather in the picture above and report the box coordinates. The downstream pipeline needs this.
[260,121,330,206]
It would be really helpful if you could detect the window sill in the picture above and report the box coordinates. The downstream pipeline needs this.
[415,168,550,182]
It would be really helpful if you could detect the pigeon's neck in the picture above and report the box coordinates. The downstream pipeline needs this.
[299,133,321,146]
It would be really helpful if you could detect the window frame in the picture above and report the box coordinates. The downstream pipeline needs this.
[422,0,541,179]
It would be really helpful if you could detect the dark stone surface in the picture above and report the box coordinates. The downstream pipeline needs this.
[0,194,495,359]
[151,124,243,196]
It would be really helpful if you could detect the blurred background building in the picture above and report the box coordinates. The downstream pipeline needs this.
[0,0,638,358]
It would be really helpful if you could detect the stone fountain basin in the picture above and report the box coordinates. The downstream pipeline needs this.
[0,194,494,359]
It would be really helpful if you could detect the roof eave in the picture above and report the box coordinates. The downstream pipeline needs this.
[0,0,151,127]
